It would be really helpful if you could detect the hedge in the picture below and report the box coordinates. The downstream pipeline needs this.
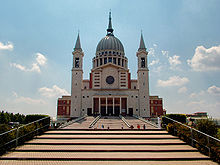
[0,114,50,155]
[24,114,49,124]
[166,120,220,163]
[162,114,186,127]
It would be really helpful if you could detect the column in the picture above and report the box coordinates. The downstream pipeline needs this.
[99,97,101,115]
[120,97,122,114]
[106,97,107,115]
[92,97,94,115]
[113,97,115,115]
[126,97,128,115]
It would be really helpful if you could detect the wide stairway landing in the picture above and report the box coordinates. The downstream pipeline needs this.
[0,118,217,165]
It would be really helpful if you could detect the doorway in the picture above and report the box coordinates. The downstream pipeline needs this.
[128,108,133,116]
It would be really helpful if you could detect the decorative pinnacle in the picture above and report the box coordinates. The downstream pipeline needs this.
[138,32,146,51]
[107,11,114,35]
[74,33,82,51]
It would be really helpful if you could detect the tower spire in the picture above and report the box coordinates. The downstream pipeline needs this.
[107,11,114,35]
[74,33,82,51]
[138,32,146,51]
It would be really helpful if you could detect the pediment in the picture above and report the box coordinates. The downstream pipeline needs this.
[91,63,128,72]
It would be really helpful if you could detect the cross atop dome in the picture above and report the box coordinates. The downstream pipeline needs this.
[107,11,114,36]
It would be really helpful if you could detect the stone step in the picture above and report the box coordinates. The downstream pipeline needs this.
[36,137,176,140]
[46,130,166,133]
[25,139,187,145]
[49,128,164,131]
[44,131,168,135]
[0,160,217,165]
[1,152,210,160]
[15,144,198,151]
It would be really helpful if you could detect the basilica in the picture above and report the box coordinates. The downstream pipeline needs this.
[69,12,150,118]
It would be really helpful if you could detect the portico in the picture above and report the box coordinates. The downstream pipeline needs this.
[92,96,128,116]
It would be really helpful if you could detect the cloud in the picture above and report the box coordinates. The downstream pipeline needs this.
[153,44,157,47]
[187,100,220,116]
[0,41,13,51]
[187,45,220,71]
[161,50,169,58]
[10,63,26,71]
[10,62,41,73]
[190,90,205,98]
[148,47,155,57]
[13,92,46,105]
[178,86,187,93]
[149,59,159,66]
[36,53,47,66]
[207,85,220,95]
[10,53,47,73]
[157,76,189,87]
[169,55,181,69]
[187,100,206,111]
[38,85,69,98]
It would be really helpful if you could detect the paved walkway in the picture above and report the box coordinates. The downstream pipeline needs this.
[63,116,95,129]
[93,116,127,129]
[125,116,157,129]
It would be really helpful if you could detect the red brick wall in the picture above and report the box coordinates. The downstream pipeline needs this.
[57,99,71,116]
[150,98,163,117]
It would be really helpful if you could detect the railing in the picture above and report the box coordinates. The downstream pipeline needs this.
[89,115,101,128]
[133,115,159,128]
[0,117,50,154]
[119,115,131,128]
[163,116,220,159]
[59,115,87,129]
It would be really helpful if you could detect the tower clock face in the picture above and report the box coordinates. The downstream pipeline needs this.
[106,76,115,84]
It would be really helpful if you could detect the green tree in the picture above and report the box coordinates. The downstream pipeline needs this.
[196,119,218,137]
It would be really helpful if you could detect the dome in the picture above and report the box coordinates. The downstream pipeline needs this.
[96,35,124,52]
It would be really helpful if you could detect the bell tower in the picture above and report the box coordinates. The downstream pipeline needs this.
[70,33,84,117]
[137,33,150,117]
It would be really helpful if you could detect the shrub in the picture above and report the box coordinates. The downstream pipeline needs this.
[24,114,49,124]
[162,114,186,128]
[0,124,11,134]
[0,113,50,156]
[196,119,218,137]
[0,111,25,124]
[165,121,220,163]
[218,128,220,139]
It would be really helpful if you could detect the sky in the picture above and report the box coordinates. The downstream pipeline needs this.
[0,0,220,118]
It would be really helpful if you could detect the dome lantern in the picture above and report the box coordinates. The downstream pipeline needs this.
[96,12,124,54]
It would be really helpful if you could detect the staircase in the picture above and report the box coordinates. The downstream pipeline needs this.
[0,117,217,165]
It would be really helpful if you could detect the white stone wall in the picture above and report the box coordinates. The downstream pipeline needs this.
[70,50,84,118]
[137,51,150,117]
[131,80,138,89]
[82,80,89,89]
[71,70,83,117]
[101,66,119,89]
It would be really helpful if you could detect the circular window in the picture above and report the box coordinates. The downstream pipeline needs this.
[106,76,115,84]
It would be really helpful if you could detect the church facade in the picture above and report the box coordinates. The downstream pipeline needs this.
[70,13,150,118]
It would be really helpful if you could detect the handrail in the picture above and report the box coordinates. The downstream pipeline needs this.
[164,116,220,142]
[163,116,220,158]
[89,115,101,128]
[133,115,159,128]
[0,116,50,151]
[0,116,49,136]
[119,115,131,128]
[59,115,87,129]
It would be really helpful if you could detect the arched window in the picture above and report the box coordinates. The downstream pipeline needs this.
[141,58,145,68]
